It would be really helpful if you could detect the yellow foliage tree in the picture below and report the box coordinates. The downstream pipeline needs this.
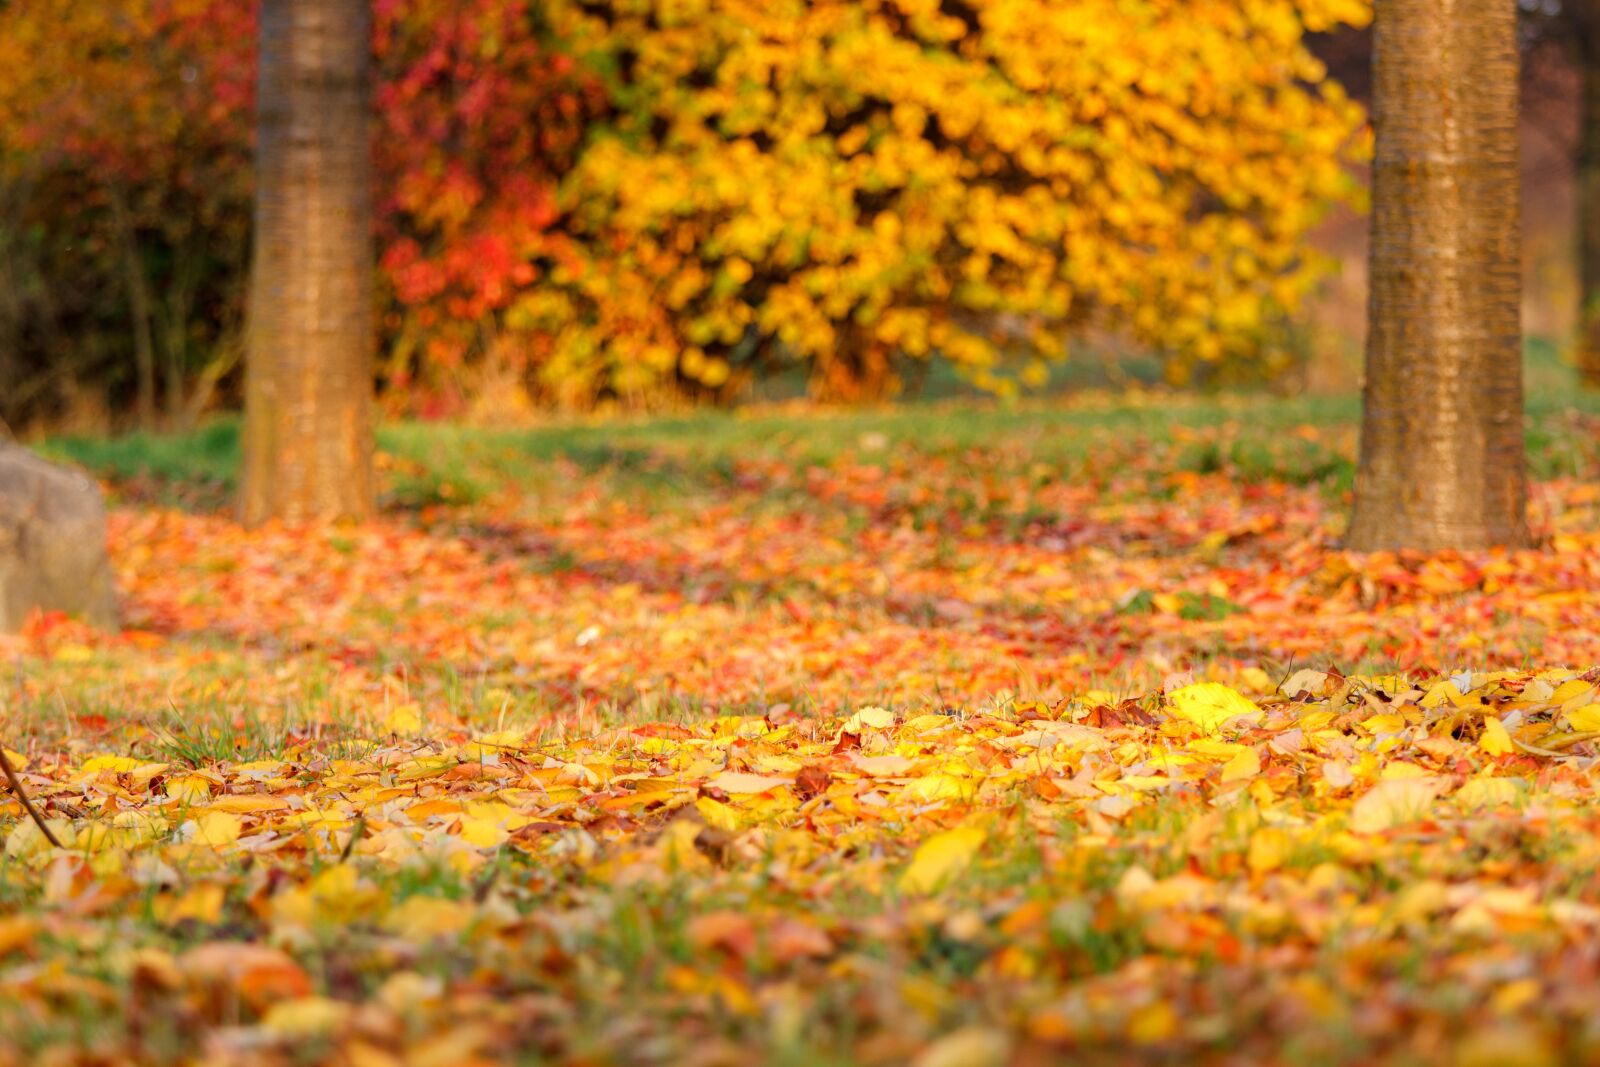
[522,0,1371,403]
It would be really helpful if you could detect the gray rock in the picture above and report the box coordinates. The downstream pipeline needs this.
[0,447,117,631]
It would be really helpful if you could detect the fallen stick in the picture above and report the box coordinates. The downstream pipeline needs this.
[0,742,61,848]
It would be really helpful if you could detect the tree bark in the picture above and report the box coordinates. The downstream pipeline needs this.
[1346,0,1528,552]
[1574,2,1600,388]
[240,0,375,525]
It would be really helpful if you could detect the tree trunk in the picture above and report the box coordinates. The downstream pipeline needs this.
[108,187,158,433]
[1575,4,1600,388]
[1346,0,1528,552]
[240,0,375,525]
[808,324,900,404]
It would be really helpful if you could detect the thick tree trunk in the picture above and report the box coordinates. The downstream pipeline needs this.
[1346,0,1528,551]
[1576,6,1600,388]
[240,0,375,525]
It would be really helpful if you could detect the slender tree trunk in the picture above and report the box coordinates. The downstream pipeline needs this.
[240,0,375,525]
[162,226,199,425]
[108,187,158,432]
[1575,6,1600,387]
[1346,0,1528,551]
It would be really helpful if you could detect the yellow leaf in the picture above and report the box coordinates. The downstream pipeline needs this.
[703,771,791,794]
[1479,716,1514,756]
[1420,681,1463,708]
[204,795,290,814]
[903,774,977,802]
[1455,777,1525,810]
[260,996,351,1039]
[1185,739,1249,762]
[1551,679,1595,707]
[459,815,511,849]
[1281,669,1330,697]
[900,825,985,894]
[458,800,534,848]
[128,762,169,784]
[190,811,242,847]
[406,798,464,820]
[165,775,213,803]
[842,706,895,732]
[1380,761,1433,779]
[1219,747,1261,783]
[403,1025,494,1067]
[156,883,226,927]
[1167,683,1262,732]
[1247,827,1291,873]
[1491,979,1542,1015]
[4,818,73,858]
[909,1026,1011,1067]
[384,703,424,734]
[383,896,476,939]
[1565,704,1600,732]
[396,756,457,782]
[1237,666,1274,693]
[695,796,743,832]
[1348,778,1440,834]
[1359,713,1406,735]
[1127,1001,1179,1045]
[80,755,145,774]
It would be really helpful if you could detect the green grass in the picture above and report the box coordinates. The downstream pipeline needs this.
[40,332,1600,511]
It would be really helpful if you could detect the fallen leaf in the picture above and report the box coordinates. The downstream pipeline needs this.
[900,825,985,894]
[910,1026,1011,1067]
[1219,746,1261,782]
[1167,683,1262,733]
[842,706,896,733]
[188,811,242,848]
[1479,716,1515,756]
[702,770,791,794]
[260,996,350,1039]
[1348,777,1440,834]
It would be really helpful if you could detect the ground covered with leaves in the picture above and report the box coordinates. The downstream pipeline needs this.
[8,395,1600,1066]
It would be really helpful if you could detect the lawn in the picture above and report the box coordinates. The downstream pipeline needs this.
[8,389,1600,1065]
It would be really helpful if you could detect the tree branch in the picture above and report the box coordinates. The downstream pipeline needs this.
[0,742,61,848]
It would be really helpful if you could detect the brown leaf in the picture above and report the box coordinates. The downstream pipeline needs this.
[794,763,832,799]
[694,826,734,867]
[766,917,834,962]
[687,910,757,958]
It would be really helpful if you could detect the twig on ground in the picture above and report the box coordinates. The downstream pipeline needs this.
[339,815,367,862]
[0,741,61,848]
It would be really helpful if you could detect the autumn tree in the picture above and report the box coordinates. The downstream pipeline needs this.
[0,0,254,432]
[0,0,1375,416]
[0,0,595,429]
[530,0,1370,404]
[240,0,375,524]
[1556,0,1600,386]
[1346,0,1529,550]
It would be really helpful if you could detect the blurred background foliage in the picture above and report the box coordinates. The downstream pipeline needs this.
[0,0,1581,432]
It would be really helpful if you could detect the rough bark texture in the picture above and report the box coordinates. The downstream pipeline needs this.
[1576,2,1600,388]
[0,447,117,631]
[240,0,375,525]
[1347,0,1528,552]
